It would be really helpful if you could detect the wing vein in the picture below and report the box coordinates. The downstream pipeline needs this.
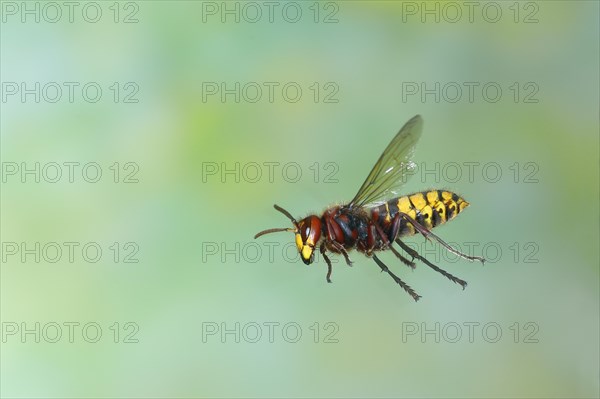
[348,115,423,208]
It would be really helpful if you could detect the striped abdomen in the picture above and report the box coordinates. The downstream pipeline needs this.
[371,190,470,237]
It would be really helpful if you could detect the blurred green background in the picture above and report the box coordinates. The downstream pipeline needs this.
[1,1,598,398]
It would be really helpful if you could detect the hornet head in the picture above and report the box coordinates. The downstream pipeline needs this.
[254,204,322,265]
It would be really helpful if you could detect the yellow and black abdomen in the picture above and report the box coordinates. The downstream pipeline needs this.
[372,190,470,237]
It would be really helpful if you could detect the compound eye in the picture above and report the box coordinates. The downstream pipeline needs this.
[298,220,310,241]
[303,225,311,241]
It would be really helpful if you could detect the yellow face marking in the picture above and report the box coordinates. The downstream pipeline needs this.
[426,190,438,205]
[295,234,303,252]
[397,196,412,213]
[410,193,426,210]
[301,245,313,261]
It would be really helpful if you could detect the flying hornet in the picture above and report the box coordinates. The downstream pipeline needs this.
[254,115,485,301]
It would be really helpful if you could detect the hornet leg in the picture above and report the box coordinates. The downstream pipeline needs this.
[373,254,421,302]
[329,240,353,267]
[396,238,467,290]
[320,242,333,283]
[323,215,353,266]
[398,212,485,264]
[374,214,416,269]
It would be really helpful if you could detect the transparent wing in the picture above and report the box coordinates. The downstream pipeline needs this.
[348,115,423,208]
